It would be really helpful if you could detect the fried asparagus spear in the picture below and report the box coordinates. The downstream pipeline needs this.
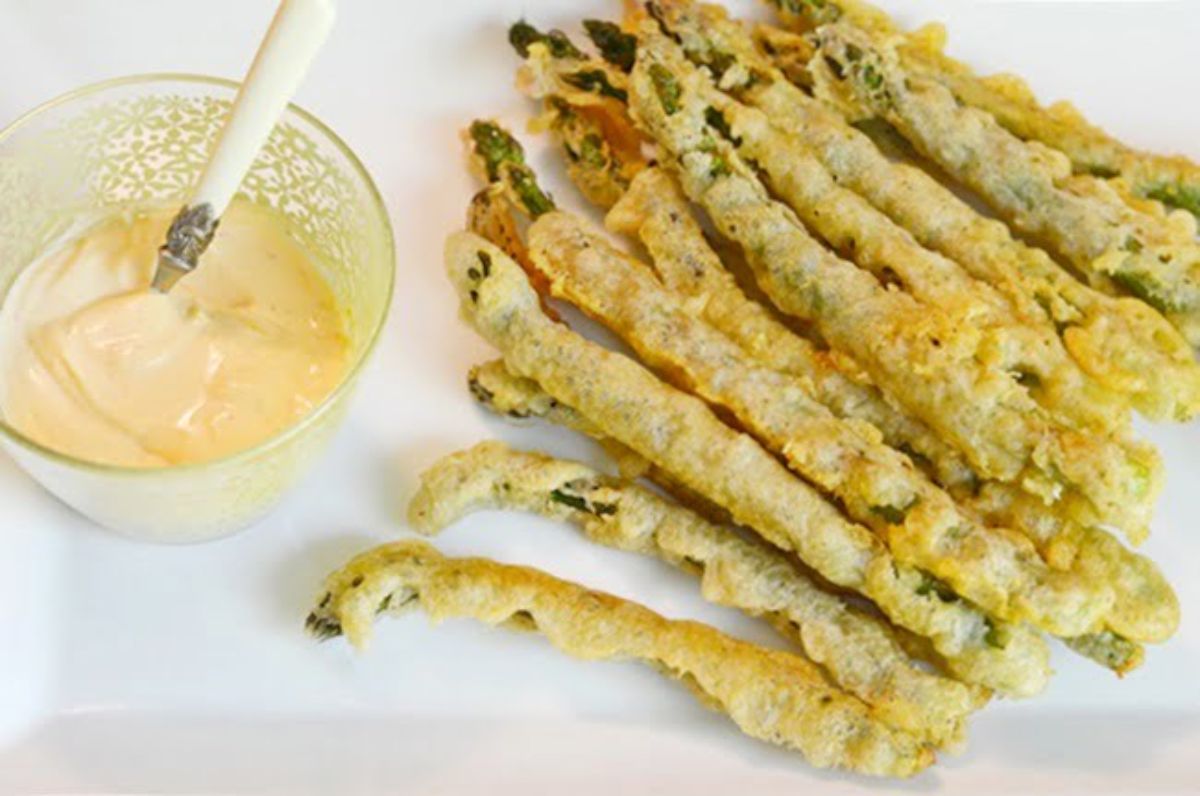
[490,29,1171,657]
[512,33,645,210]
[627,23,1161,543]
[506,38,980,492]
[643,0,1200,423]
[468,359,728,516]
[811,23,1200,346]
[606,168,976,493]
[307,539,935,777]
[765,0,1200,222]
[513,34,1152,535]
[526,204,1110,638]
[447,230,1051,695]
[602,168,1176,651]
[616,27,1129,438]
[409,441,983,747]
[491,53,1175,652]
[466,120,1087,636]
[527,29,1127,440]
[466,360,1163,671]
[968,483,1178,648]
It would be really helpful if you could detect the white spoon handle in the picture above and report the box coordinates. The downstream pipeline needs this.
[192,0,337,217]
[154,0,336,290]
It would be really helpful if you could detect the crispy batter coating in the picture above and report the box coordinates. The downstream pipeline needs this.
[516,43,645,210]
[969,484,1178,646]
[515,43,978,490]
[468,359,730,515]
[468,359,585,427]
[307,539,935,777]
[764,0,893,34]
[1063,631,1144,676]
[608,167,976,493]
[467,359,1160,670]
[627,23,1161,542]
[812,23,1200,346]
[767,0,1200,222]
[751,22,815,87]
[680,66,1129,438]
[446,231,1051,696]
[656,0,1200,422]
[528,209,1110,637]
[467,185,530,267]
[408,441,984,746]
[467,104,1165,667]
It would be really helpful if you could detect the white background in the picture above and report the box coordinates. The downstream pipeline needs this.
[0,1,1198,793]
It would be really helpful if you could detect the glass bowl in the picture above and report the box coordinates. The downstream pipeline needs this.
[0,75,395,543]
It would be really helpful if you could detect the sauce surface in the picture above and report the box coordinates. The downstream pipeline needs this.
[0,200,348,467]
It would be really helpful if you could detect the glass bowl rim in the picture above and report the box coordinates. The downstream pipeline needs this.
[0,72,396,478]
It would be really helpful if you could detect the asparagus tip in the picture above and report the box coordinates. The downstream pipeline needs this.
[508,20,539,58]
[469,120,526,180]
[508,19,585,60]
[583,19,638,72]
[467,121,556,218]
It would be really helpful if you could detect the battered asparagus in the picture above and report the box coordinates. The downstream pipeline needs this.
[508,41,981,492]
[466,360,1163,669]
[969,484,1178,646]
[529,205,1110,637]
[558,28,1128,438]
[409,441,984,747]
[765,0,1200,221]
[607,168,977,493]
[308,539,936,777]
[447,230,1052,695]
[645,0,1200,423]
[469,359,739,523]
[513,31,646,210]
[627,23,1161,543]
[470,113,974,498]
[500,44,1175,649]
[626,28,1129,438]
[812,23,1200,346]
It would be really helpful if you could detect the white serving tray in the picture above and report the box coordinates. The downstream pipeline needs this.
[1,1,1197,793]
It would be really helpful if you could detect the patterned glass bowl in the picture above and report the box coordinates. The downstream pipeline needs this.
[0,75,395,543]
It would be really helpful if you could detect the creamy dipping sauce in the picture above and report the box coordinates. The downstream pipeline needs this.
[0,200,348,468]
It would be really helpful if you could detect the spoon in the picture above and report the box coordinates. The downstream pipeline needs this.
[153,0,337,291]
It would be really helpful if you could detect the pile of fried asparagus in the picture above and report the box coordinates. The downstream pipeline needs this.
[309,0,1194,778]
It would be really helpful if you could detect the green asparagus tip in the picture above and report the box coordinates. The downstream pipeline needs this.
[469,120,526,182]
[584,19,638,72]
[508,20,540,57]
[983,618,1007,649]
[304,610,343,641]
[468,121,556,218]
[508,20,585,60]
[1082,164,1120,179]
